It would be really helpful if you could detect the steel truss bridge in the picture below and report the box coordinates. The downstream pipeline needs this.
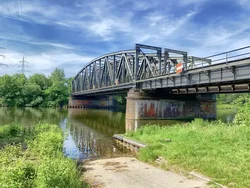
[72,44,250,96]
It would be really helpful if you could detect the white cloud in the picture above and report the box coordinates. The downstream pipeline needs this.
[134,10,196,44]
[0,49,94,77]
[0,0,134,41]
[132,1,159,10]
[187,16,250,50]
[0,33,75,50]
[1,0,249,77]
[178,0,208,6]
[237,0,250,6]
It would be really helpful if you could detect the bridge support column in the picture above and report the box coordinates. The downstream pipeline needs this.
[125,89,146,131]
[125,89,216,131]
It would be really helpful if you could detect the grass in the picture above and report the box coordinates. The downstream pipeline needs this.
[217,103,246,111]
[0,123,86,188]
[217,103,238,109]
[126,119,250,188]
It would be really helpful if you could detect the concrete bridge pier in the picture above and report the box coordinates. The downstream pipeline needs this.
[125,89,216,131]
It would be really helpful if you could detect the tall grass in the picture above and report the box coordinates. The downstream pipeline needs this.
[0,123,84,188]
[126,119,250,188]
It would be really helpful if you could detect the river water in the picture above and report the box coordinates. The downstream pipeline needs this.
[0,107,237,160]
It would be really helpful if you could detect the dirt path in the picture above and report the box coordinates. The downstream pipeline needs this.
[83,157,209,188]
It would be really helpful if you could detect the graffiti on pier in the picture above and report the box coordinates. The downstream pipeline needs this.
[199,102,216,119]
[136,100,199,119]
[136,100,158,118]
[159,100,198,118]
[159,101,183,118]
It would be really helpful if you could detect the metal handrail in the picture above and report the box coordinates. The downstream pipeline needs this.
[211,52,250,63]
[204,46,250,59]
[194,46,250,69]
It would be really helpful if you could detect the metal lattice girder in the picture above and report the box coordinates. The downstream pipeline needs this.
[72,44,250,96]
[164,48,188,71]
[135,44,162,78]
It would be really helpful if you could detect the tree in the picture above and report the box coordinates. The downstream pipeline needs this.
[12,74,27,106]
[29,74,51,90]
[0,74,27,106]
[22,83,42,106]
[45,68,69,107]
[0,68,70,107]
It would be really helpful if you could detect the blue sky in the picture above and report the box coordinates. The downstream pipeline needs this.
[0,0,250,77]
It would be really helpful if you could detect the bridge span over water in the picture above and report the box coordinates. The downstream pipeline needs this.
[72,44,250,96]
[70,44,250,129]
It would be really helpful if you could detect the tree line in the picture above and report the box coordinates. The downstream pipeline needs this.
[0,68,72,107]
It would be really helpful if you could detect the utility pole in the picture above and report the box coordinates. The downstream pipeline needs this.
[19,56,28,74]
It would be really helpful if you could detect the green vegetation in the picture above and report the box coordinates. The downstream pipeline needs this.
[217,93,250,110]
[0,124,84,188]
[126,102,250,187]
[0,68,72,107]
[113,94,127,107]
[0,124,27,146]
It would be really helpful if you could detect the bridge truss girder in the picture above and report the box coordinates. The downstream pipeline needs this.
[72,44,206,94]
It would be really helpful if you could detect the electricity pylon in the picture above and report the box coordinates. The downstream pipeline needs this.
[19,56,28,74]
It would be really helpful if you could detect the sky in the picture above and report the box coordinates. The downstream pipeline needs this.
[0,0,250,77]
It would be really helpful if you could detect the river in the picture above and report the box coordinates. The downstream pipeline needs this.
[0,107,237,160]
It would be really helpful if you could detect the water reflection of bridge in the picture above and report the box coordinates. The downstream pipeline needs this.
[67,109,132,159]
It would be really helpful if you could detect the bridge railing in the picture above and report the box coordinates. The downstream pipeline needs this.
[192,46,250,69]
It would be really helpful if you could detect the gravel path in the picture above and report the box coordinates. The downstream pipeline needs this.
[83,157,209,188]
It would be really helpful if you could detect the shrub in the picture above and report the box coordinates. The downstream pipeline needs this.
[0,123,84,188]
[35,157,81,188]
[0,124,23,138]
[233,100,250,126]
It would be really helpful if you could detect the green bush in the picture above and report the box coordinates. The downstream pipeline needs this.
[28,125,63,157]
[35,157,81,188]
[0,123,83,188]
[233,110,250,125]
[233,99,250,126]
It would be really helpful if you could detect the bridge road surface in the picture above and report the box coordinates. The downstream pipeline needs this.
[83,157,210,188]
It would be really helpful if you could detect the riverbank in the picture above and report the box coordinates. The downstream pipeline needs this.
[0,124,86,188]
[125,119,250,188]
